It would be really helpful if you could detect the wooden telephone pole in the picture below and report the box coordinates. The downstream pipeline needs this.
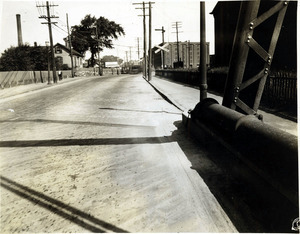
[172,22,182,63]
[37,1,58,83]
[133,2,155,80]
[66,13,74,78]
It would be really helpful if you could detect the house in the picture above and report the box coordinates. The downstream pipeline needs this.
[53,42,84,69]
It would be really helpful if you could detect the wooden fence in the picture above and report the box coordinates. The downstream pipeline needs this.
[0,70,72,88]
[0,68,123,89]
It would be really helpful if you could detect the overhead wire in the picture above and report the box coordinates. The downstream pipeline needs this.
[35,2,137,58]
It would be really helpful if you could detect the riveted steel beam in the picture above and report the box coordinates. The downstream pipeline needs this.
[222,1,289,116]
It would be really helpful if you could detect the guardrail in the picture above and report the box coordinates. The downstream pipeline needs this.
[183,97,298,211]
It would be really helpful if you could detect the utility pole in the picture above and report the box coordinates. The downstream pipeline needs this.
[148,2,154,81]
[136,37,141,60]
[91,24,102,76]
[143,2,147,79]
[172,21,182,63]
[200,2,207,101]
[37,1,58,83]
[133,2,148,79]
[133,2,154,80]
[187,40,190,68]
[96,27,102,76]
[45,41,51,84]
[66,13,74,78]
[155,26,165,68]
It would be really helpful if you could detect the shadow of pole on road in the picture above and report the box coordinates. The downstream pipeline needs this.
[0,175,129,233]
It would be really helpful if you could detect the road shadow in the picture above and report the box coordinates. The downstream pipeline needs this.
[169,120,298,233]
[0,119,154,129]
[0,175,129,233]
[0,136,172,147]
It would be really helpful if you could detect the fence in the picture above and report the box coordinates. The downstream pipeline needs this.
[155,69,297,114]
[262,75,297,109]
[0,68,122,89]
[0,70,72,88]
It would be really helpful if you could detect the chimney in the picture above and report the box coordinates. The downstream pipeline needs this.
[16,14,23,46]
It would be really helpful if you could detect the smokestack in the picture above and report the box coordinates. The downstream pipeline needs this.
[16,14,23,46]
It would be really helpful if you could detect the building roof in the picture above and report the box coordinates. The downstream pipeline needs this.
[54,43,83,57]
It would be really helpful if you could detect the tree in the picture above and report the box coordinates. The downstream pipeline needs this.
[0,45,48,71]
[71,15,125,67]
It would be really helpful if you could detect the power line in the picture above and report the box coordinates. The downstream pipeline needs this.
[133,1,155,80]
[37,1,59,83]
[133,2,148,79]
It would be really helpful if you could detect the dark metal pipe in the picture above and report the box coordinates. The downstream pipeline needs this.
[191,99,298,205]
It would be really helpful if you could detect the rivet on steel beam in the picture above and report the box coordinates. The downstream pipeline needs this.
[284,1,288,5]
[250,22,254,26]
[246,35,251,43]
[249,26,253,30]
[264,68,269,74]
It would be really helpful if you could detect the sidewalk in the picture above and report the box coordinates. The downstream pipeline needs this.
[150,76,298,136]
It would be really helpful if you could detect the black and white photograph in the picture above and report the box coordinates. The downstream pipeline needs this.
[0,0,298,232]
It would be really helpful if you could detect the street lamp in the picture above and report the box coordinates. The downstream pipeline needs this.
[45,41,51,84]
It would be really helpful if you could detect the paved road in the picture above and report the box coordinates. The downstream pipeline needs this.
[0,75,237,232]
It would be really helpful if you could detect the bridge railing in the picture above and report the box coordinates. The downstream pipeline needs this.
[155,69,297,116]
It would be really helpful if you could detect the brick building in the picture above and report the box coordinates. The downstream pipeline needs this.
[153,41,210,69]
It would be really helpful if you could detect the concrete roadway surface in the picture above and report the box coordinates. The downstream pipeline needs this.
[0,74,238,233]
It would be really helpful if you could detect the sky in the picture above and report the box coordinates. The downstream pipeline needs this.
[0,0,217,61]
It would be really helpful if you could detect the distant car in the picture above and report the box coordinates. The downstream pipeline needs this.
[121,67,129,74]
[129,65,142,74]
